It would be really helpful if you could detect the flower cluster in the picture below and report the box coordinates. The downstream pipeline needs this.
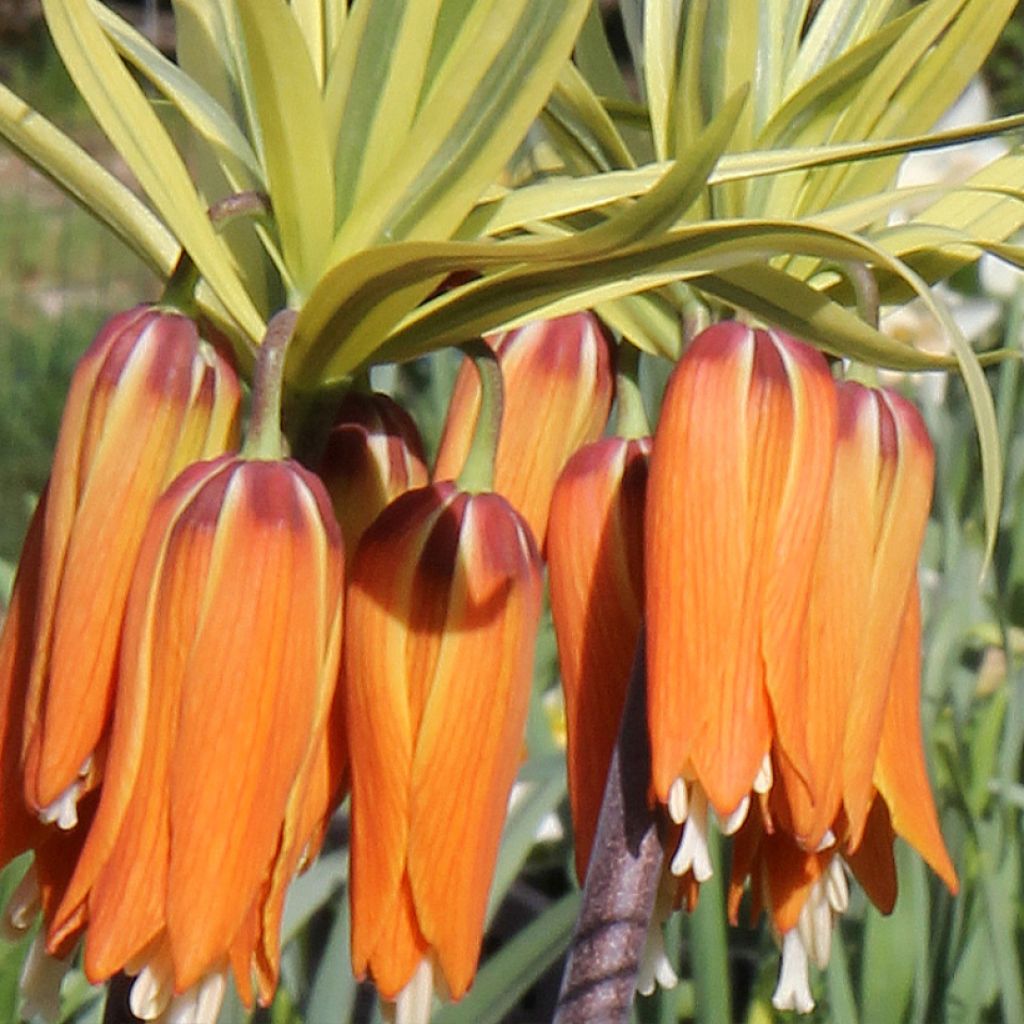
[0,305,620,1023]
[548,320,956,1013]
[647,325,958,1007]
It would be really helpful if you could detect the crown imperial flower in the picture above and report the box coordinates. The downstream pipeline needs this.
[345,481,542,1011]
[0,306,240,835]
[47,454,344,1018]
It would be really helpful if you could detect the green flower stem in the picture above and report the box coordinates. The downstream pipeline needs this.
[457,340,504,493]
[157,247,201,317]
[243,309,297,460]
[614,343,650,439]
[553,632,663,1024]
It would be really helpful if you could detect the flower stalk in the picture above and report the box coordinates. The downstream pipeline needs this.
[455,340,504,494]
[243,309,297,460]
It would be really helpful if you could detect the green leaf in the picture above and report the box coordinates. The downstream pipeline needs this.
[0,81,176,278]
[326,0,590,258]
[295,88,745,381]
[92,0,263,185]
[237,0,335,298]
[304,896,358,1024]
[41,0,264,343]
[432,893,580,1024]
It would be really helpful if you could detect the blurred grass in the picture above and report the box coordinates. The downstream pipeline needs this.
[0,23,157,567]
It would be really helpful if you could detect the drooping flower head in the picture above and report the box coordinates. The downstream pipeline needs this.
[433,313,614,546]
[547,436,650,881]
[47,454,344,1020]
[345,481,542,1011]
[646,322,838,831]
[0,306,240,832]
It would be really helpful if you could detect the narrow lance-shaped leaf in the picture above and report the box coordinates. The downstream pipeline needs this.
[41,0,264,344]
[0,82,176,278]
[237,0,334,299]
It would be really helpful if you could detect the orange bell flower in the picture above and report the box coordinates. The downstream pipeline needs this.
[777,382,941,851]
[0,305,240,829]
[547,436,650,881]
[318,390,429,556]
[646,322,838,839]
[433,313,614,546]
[47,455,344,1018]
[345,481,542,1011]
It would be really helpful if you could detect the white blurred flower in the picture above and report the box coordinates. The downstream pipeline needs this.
[892,79,1009,223]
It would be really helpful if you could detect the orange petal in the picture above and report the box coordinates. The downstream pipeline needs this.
[841,388,934,845]
[407,493,542,999]
[165,461,343,991]
[345,488,443,985]
[547,437,648,880]
[873,584,958,893]
[843,797,898,914]
[25,310,240,811]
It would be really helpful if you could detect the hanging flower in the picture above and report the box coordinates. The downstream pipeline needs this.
[433,313,614,546]
[645,321,838,838]
[0,305,240,832]
[45,453,344,1020]
[547,435,650,881]
[345,481,542,1014]
[318,390,429,556]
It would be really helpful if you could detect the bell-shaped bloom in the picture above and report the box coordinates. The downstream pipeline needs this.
[433,313,614,546]
[547,436,650,881]
[47,455,344,1018]
[318,390,429,556]
[0,305,240,829]
[777,382,940,851]
[345,482,542,1008]
[646,322,838,824]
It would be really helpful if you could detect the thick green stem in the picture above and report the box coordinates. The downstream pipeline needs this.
[457,340,504,493]
[614,343,650,439]
[243,309,297,460]
[158,247,201,316]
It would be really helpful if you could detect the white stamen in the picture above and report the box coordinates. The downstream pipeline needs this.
[38,757,93,830]
[825,858,850,915]
[384,957,435,1024]
[670,786,713,881]
[772,929,815,1013]
[129,952,174,1020]
[667,778,689,824]
[753,754,773,794]
[161,971,227,1024]
[18,932,72,1023]
[636,877,679,996]
[717,794,750,836]
[1,865,40,941]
